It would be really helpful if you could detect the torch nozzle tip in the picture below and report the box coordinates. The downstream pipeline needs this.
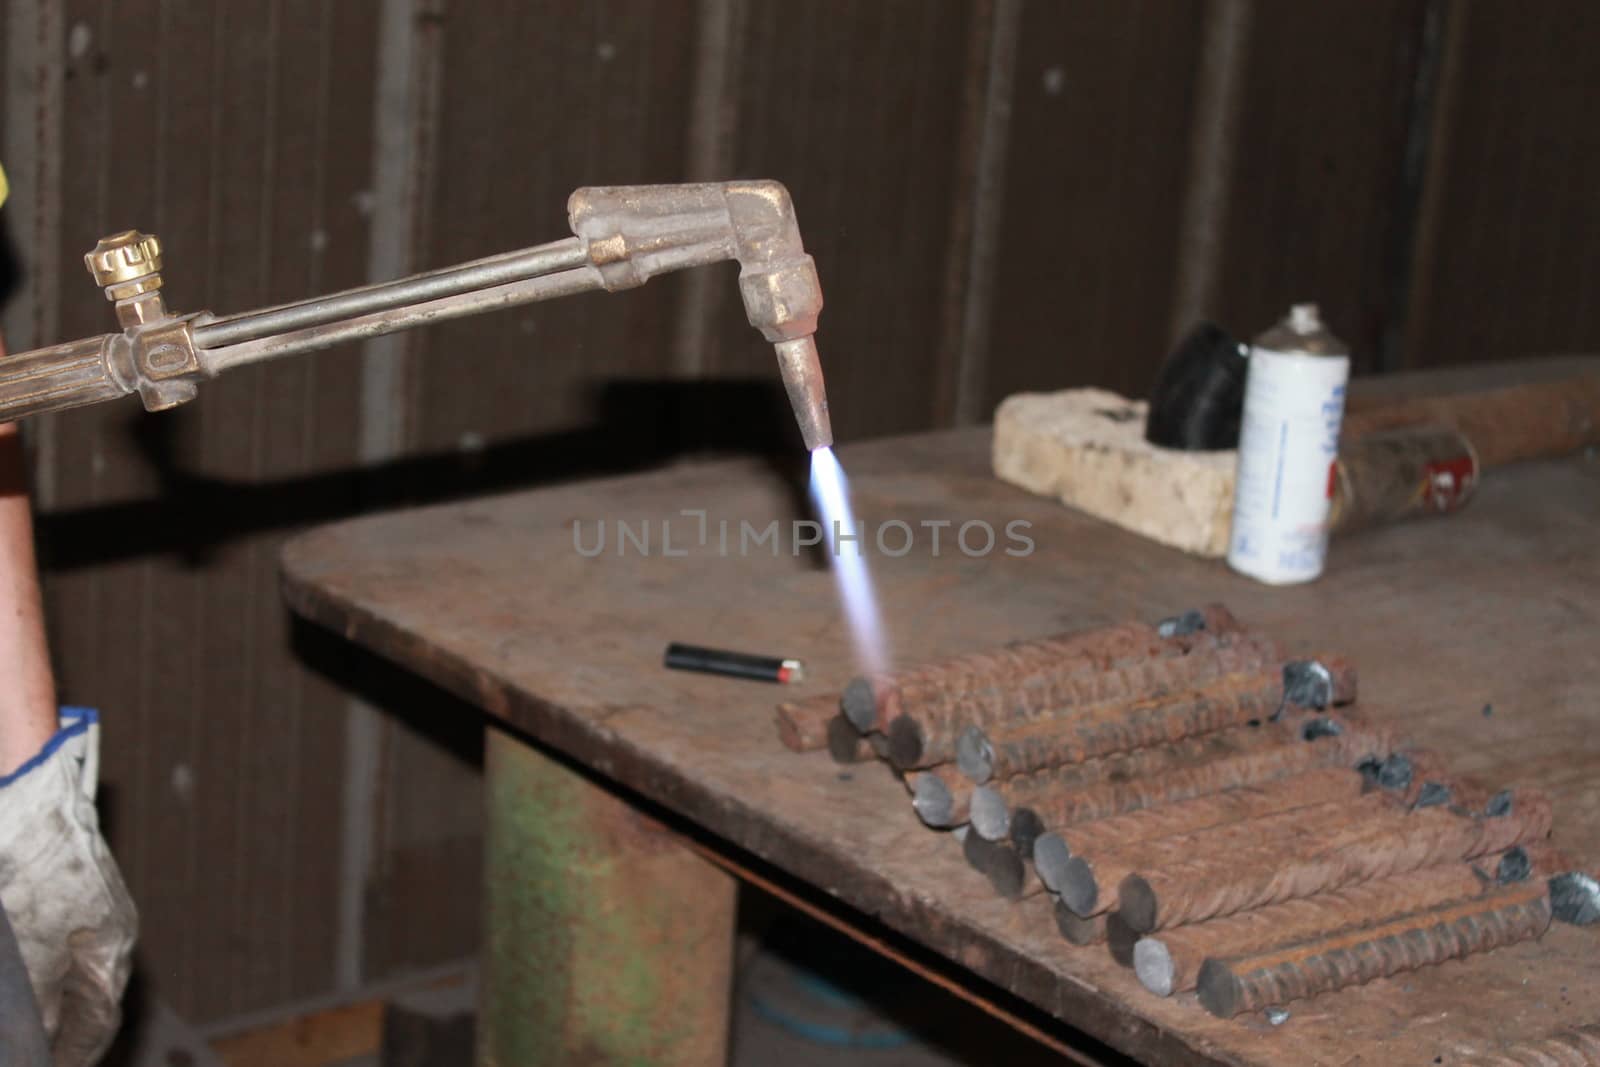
[774,336,832,452]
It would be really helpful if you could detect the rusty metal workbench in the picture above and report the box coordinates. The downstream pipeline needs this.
[281,428,1600,1066]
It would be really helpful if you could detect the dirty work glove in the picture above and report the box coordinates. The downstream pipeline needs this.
[0,708,137,1065]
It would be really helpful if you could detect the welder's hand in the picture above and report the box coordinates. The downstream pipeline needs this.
[0,708,137,1066]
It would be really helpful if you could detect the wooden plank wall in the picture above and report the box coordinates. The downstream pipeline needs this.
[1402,0,1600,368]
[24,1,378,1020]
[985,0,1207,407]
[0,0,1595,1026]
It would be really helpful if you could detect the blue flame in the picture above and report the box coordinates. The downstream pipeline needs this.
[809,446,889,675]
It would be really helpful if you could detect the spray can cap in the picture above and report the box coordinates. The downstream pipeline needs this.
[1254,303,1347,357]
[1288,303,1322,334]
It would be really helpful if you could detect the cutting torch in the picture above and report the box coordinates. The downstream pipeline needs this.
[0,181,833,450]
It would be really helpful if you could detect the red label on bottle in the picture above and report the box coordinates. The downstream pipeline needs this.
[1421,453,1479,513]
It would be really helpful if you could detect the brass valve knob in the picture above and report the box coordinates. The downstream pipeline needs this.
[84,230,163,298]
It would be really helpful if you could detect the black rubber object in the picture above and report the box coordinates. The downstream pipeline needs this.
[1144,321,1248,451]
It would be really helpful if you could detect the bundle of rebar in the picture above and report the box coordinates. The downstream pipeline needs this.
[776,605,1596,1028]
[1131,846,1561,997]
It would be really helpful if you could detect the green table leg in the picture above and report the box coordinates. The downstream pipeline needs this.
[479,727,737,1066]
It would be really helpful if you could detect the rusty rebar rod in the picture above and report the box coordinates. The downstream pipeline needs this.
[774,694,842,752]
[1457,1024,1600,1067]
[1056,797,1397,915]
[1133,849,1544,997]
[1342,373,1600,467]
[1041,765,1367,869]
[999,719,1389,843]
[1106,914,1142,967]
[1120,788,1554,932]
[1046,768,1383,915]
[843,621,1165,733]
[1195,881,1553,1018]
[840,605,1246,734]
[955,656,1356,783]
[893,632,1277,768]
[885,631,1285,769]
[966,714,1344,843]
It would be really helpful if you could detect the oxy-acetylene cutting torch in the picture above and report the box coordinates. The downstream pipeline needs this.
[0,181,833,450]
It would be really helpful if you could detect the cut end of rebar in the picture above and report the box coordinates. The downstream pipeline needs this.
[987,844,1027,900]
[1059,856,1102,917]
[1496,846,1532,885]
[1133,939,1175,997]
[1196,959,1242,1018]
[961,822,992,872]
[1032,833,1072,893]
[955,725,994,783]
[1157,608,1207,638]
[1053,898,1107,945]
[841,677,879,732]
[1355,755,1382,787]
[962,826,1025,899]
[969,786,1011,842]
[910,774,955,828]
[1414,780,1452,808]
[886,715,926,769]
[1377,752,1414,791]
[1106,914,1140,968]
[826,714,865,764]
[1550,871,1600,926]
[1283,659,1334,709]
[1010,808,1046,859]
[1486,789,1514,817]
[960,819,998,876]
[1301,715,1344,742]
[1118,876,1158,933]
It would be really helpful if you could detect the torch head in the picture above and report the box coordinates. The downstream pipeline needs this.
[567,180,834,450]
[723,181,832,451]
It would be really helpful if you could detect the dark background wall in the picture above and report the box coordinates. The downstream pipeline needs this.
[0,0,1594,1026]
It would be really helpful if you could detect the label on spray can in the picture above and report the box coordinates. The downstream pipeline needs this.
[1227,306,1350,584]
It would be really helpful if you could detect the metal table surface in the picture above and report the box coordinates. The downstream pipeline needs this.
[281,427,1600,1066]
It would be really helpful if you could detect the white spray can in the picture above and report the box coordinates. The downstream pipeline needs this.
[1227,304,1349,584]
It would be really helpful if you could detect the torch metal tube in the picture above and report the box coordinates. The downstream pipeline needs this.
[192,237,590,349]
[202,266,606,373]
